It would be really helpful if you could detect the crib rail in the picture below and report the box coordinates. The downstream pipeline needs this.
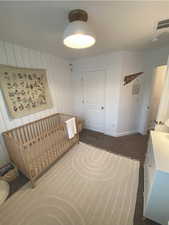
[3,113,79,187]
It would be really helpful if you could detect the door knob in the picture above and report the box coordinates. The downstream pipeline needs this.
[101,106,104,110]
[154,120,158,124]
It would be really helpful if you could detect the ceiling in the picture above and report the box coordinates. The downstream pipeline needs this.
[0,1,169,59]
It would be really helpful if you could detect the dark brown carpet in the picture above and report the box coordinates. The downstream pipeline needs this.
[80,129,147,165]
[9,129,160,225]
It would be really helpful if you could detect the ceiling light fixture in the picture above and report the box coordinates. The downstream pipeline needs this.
[63,9,96,49]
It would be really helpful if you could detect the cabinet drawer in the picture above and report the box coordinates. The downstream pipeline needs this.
[144,138,156,209]
[144,176,149,210]
[145,138,155,170]
[144,132,169,225]
[144,163,155,210]
[145,139,151,165]
[144,163,155,191]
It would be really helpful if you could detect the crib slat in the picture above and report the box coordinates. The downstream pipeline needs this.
[29,123,35,140]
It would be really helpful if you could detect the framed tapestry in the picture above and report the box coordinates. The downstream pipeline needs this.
[0,65,52,118]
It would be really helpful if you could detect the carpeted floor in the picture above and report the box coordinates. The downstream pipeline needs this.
[1,142,139,225]
[9,129,161,225]
[80,129,148,165]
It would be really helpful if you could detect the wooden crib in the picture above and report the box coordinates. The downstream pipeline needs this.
[3,113,79,187]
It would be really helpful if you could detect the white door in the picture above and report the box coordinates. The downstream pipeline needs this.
[82,70,106,133]
[148,65,167,130]
[155,57,169,132]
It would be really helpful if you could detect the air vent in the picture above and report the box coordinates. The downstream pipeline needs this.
[152,19,169,41]
[157,19,169,30]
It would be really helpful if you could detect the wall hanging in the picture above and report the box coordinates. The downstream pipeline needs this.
[123,72,143,86]
[132,79,141,95]
[0,65,52,118]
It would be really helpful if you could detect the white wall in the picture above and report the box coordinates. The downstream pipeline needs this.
[1,41,168,164]
[72,51,145,137]
[72,52,123,136]
[116,51,144,136]
[0,41,73,164]
[72,47,169,137]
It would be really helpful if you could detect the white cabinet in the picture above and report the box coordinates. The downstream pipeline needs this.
[144,131,169,225]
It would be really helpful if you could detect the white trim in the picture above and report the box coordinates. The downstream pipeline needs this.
[138,64,168,134]
[113,130,138,137]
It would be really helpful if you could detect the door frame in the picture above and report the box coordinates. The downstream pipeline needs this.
[138,64,167,135]
[155,60,169,131]
[81,68,107,134]
[147,65,167,130]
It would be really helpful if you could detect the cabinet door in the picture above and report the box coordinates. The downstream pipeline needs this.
[155,58,169,132]
[145,172,169,225]
[144,138,156,212]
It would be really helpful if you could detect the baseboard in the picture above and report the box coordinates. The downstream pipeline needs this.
[113,130,138,137]
[83,127,139,138]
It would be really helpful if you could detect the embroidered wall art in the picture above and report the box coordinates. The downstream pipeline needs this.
[0,65,52,118]
[132,79,141,95]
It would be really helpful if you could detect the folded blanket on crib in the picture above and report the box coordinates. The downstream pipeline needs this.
[65,118,77,139]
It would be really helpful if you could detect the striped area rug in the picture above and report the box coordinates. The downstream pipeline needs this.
[0,142,139,225]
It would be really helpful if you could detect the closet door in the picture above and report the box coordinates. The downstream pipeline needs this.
[155,57,169,132]
[82,70,106,133]
[148,65,167,130]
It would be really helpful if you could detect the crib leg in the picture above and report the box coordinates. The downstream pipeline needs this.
[30,179,36,188]
[77,130,80,143]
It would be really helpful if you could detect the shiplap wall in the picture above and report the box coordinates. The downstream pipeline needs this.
[0,41,73,164]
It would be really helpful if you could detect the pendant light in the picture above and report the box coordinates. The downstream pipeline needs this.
[63,9,96,49]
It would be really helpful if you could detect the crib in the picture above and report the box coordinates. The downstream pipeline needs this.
[3,113,79,187]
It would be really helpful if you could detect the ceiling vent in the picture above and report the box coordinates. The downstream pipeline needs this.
[157,19,169,30]
[152,19,169,41]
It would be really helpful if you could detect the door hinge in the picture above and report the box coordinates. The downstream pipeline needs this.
[154,120,164,125]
